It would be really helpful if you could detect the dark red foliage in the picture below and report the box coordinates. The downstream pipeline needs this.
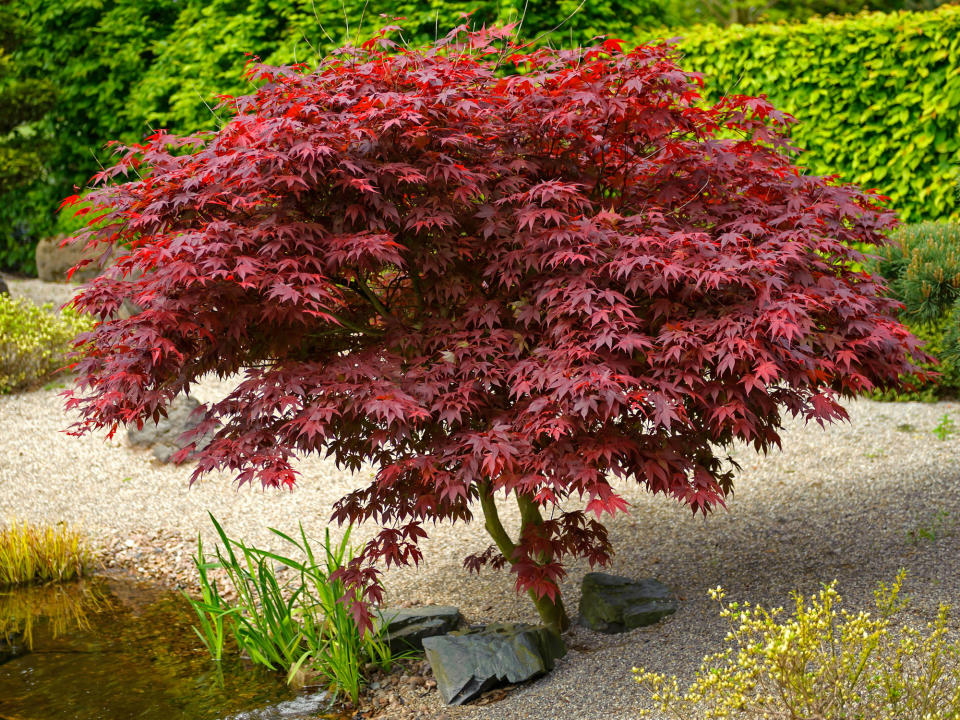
[65,26,925,630]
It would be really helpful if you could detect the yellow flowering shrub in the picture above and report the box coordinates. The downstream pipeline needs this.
[634,572,960,719]
[0,294,92,393]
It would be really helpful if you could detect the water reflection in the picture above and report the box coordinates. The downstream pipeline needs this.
[1,578,107,650]
[0,574,333,720]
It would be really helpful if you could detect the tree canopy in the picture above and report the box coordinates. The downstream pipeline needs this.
[65,28,924,631]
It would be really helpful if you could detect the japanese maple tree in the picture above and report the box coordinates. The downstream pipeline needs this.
[65,26,925,635]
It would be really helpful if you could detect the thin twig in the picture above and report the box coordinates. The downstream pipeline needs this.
[309,0,336,45]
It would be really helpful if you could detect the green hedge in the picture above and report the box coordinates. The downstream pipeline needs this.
[666,6,960,223]
[131,0,672,134]
[4,3,960,274]
[1,0,179,274]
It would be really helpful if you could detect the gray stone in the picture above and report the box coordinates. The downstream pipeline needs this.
[127,395,212,463]
[117,268,145,319]
[422,622,565,705]
[376,605,461,654]
[578,572,678,634]
[35,235,110,283]
[0,274,8,295]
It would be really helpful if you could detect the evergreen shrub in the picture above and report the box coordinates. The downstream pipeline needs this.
[868,221,960,400]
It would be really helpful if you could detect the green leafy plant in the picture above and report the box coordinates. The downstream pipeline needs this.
[186,515,399,705]
[906,508,955,545]
[186,534,230,662]
[634,571,960,719]
[671,0,954,26]
[0,519,92,587]
[0,294,92,393]
[875,222,960,323]
[0,5,56,197]
[867,318,960,401]
[933,413,956,440]
[0,0,179,273]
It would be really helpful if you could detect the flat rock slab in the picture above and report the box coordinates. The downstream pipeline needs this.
[423,622,566,705]
[578,572,678,634]
[375,605,461,654]
[127,395,212,463]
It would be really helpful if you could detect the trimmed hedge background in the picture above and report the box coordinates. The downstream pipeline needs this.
[131,0,673,134]
[667,6,960,223]
[2,3,959,273]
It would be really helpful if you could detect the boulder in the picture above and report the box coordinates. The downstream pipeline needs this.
[422,622,565,705]
[376,605,461,654]
[127,394,212,463]
[35,235,109,283]
[0,274,8,295]
[577,572,678,634]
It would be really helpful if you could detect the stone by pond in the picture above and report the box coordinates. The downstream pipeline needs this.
[375,605,461,654]
[423,622,566,706]
[0,574,332,720]
[577,572,678,634]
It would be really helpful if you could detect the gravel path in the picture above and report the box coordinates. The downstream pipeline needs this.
[3,278,960,720]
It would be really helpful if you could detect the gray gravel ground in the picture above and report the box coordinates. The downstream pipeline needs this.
[3,278,960,720]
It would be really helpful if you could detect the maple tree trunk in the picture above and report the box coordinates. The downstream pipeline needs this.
[477,483,571,636]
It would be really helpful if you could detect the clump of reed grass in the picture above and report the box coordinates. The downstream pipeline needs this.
[187,514,402,706]
[0,519,92,587]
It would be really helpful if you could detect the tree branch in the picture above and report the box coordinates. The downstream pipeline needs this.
[355,274,393,320]
[478,481,517,560]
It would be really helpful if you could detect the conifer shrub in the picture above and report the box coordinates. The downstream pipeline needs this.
[65,28,924,633]
[868,221,960,400]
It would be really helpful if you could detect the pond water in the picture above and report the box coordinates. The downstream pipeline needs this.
[0,574,336,720]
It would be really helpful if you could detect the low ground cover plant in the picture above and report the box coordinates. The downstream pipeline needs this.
[0,294,92,393]
[634,572,960,719]
[187,515,398,705]
[0,519,91,587]
[66,28,923,635]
